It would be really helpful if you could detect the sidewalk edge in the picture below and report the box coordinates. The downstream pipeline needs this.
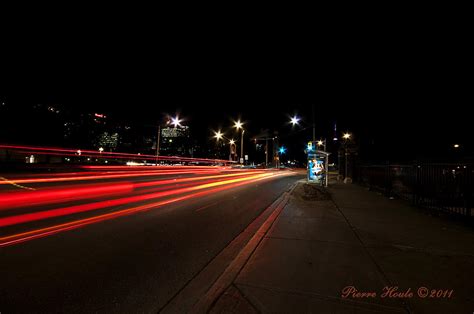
[192,183,297,313]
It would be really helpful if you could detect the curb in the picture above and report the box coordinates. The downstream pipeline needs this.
[192,183,297,313]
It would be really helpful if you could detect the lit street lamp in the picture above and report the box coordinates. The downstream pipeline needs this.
[229,139,236,161]
[170,116,182,128]
[212,130,225,159]
[234,120,245,164]
[290,116,300,126]
[316,139,327,151]
[214,130,224,141]
[342,132,352,183]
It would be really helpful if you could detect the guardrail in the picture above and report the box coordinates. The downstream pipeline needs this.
[357,163,473,219]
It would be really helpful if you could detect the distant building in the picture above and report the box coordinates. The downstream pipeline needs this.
[63,112,123,151]
[95,132,119,151]
[159,126,191,156]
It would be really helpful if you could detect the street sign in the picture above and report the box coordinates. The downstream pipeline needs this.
[244,155,248,161]
[240,158,244,164]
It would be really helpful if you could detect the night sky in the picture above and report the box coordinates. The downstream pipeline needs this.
[1,26,471,163]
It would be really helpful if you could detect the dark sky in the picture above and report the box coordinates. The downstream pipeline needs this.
[1,23,471,162]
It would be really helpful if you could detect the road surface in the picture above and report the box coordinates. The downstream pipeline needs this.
[0,166,302,313]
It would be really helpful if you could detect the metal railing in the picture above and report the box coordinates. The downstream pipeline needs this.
[357,163,473,219]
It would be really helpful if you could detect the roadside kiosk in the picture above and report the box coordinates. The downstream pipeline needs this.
[307,142,330,187]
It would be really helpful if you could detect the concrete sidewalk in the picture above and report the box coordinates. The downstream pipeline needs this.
[209,181,474,313]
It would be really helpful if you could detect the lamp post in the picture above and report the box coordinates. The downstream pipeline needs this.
[234,120,244,164]
[156,125,161,158]
[342,132,352,183]
[213,130,224,159]
[229,139,236,161]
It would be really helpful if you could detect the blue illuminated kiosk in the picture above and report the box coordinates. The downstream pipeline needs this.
[307,142,330,187]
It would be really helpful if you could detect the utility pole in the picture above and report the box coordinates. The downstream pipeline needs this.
[265,138,269,166]
[240,130,245,164]
[156,124,161,165]
[254,136,274,167]
[312,104,316,143]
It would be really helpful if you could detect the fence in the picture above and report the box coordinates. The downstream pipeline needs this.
[357,163,473,219]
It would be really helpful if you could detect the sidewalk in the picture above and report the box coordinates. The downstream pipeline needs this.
[209,181,474,313]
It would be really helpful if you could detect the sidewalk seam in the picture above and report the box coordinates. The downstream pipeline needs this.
[232,283,261,314]
[330,197,413,314]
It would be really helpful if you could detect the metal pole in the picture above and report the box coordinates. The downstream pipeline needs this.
[312,104,316,142]
[156,125,161,165]
[265,138,268,167]
[241,130,244,164]
[345,151,348,179]
[326,154,329,187]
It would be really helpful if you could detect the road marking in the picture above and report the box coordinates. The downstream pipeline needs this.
[194,201,221,212]
[0,176,35,190]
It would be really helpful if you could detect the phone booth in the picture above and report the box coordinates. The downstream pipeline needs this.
[307,142,329,186]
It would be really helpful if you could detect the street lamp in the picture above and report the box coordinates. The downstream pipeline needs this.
[234,120,245,164]
[342,132,352,183]
[234,120,243,130]
[229,139,236,161]
[214,130,223,141]
[170,116,182,128]
[290,116,300,126]
[212,130,224,159]
[316,139,327,151]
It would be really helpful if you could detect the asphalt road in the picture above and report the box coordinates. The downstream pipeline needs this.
[0,166,302,313]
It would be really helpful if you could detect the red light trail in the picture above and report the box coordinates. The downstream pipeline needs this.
[0,168,223,185]
[0,144,234,164]
[0,168,295,247]
[0,172,274,227]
